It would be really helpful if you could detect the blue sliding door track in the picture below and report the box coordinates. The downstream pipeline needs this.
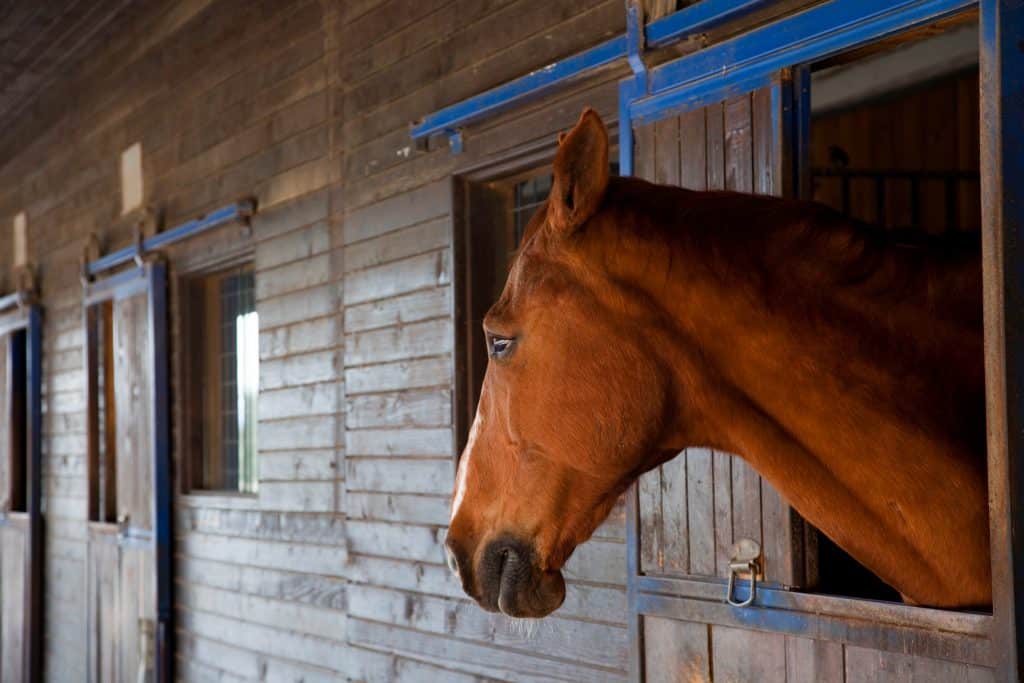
[409,0,776,143]
[86,199,256,278]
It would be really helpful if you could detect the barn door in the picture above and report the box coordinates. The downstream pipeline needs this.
[625,71,815,681]
[0,299,42,683]
[84,263,171,683]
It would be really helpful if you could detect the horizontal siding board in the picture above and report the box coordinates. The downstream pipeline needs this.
[346,427,453,457]
[344,286,450,333]
[343,249,451,305]
[347,458,454,495]
[343,179,450,245]
[346,317,452,366]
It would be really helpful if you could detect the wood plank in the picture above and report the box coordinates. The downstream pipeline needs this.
[686,447,717,576]
[680,108,708,191]
[642,616,710,683]
[1,523,27,683]
[725,94,754,193]
[845,646,995,682]
[114,292,152,531]
[660,453,689,575]
[653,116,681,188]
[706,103,726,192]
[785,635,844,683]
[712,450,733,577]
[639,467,663,575]
[711,625,787,681]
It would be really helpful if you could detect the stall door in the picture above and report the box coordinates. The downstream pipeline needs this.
[85,264,171,683]
[631,75,810,589]
[0,304,42,683]
[627,73,824,681]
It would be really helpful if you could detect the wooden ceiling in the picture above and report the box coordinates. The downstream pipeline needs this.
[0,0,134,132]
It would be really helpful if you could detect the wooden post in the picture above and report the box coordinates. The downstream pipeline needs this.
[980,0,1024,679]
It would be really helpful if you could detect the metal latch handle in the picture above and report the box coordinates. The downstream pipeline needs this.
[726,539,761,608]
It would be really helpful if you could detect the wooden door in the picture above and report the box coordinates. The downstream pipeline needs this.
[85,268,167,683]
[625,71,994,682]
[0,305,42,683]
[631,78,809,590]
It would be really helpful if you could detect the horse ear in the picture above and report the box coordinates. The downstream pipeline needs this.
[549,108,609,236]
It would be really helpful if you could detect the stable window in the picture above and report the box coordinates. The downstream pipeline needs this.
[180,265,259,493]
[0,327,27,514]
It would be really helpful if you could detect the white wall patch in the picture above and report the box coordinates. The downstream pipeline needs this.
[12,211,26,266]
[121,142,144,214]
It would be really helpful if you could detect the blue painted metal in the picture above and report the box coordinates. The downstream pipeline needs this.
[645,0,776,47]
[625,0,648,93]
[409,0,776,146]
[980,0,1024,678]
[633,0,975,124]
[25,305,42,683]
[147,262,173,683]
[410,35,628,142]
[86,199,255,277]
[0,290,27,313]
[617,78,638,178]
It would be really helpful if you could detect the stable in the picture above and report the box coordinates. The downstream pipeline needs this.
[0,0,1020,681]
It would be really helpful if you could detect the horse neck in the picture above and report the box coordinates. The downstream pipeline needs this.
[599,188,984,461]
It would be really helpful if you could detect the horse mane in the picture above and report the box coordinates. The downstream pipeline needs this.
[598,175,981,330]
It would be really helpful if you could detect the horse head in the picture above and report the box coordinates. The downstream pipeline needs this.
[445,109,684,617]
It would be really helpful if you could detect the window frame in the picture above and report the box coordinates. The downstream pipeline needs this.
[177,257,259,496]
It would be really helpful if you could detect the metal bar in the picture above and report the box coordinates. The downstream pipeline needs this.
[980,0,1024,678]
[410,36,628,141]
[0,290,27,313]
[410,0,777,143]
[83,265,149,306]
[25,305,43,683]
[86,200,254,277]
[645,0,776,47]
[148,262,173,683]
[634,0,975,123]
[618,79,638,178]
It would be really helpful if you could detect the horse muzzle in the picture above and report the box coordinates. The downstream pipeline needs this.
[446,534,566,618]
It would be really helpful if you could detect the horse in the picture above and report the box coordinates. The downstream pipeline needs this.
[444,108,989,618]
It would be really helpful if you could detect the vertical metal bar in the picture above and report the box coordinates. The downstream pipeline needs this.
[25,306,43,683]
[792,66,812,201]
[147,262,173,683]
[981,1,1024,679]
[619,78,638,178]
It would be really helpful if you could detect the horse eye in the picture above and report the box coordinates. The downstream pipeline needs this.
[488,335,515,359]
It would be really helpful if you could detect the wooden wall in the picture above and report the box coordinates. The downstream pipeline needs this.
[0,0,631,680]
[810,69,980,232]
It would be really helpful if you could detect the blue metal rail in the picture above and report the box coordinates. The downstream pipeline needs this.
[632,0,976,124]
[86,199,256,277]
[409,0,775,144]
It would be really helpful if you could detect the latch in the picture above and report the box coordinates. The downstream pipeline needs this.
[725,538,762,607]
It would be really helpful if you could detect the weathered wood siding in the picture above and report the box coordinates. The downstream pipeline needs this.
[0,0,629,680]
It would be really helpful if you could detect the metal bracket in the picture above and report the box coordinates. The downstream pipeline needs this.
[626,0,649,94]
[446,129,464,154]
[725,538,762,607]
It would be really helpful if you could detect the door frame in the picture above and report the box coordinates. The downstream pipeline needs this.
[618,0,997,679]
[0,292,42,683]
[82,261,172,683]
